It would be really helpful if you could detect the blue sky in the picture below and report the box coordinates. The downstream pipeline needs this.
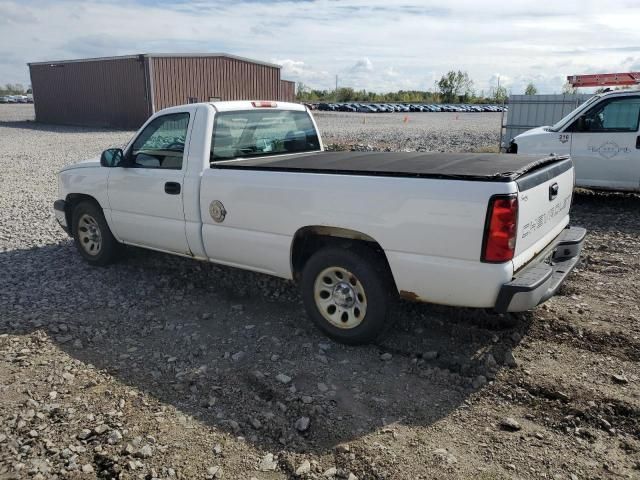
[1,0,639,94]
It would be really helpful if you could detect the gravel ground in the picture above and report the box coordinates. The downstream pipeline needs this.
[314,111,502,152]
[1,104,639,480]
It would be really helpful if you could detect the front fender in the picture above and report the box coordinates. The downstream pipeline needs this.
[58,166,113,237]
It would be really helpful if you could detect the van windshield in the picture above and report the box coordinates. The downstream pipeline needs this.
[211,110,320,162]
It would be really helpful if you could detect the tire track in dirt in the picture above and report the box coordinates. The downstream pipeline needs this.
[529,318,640,363]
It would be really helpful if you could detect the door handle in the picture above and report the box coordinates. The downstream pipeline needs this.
[636,136,640,149]
[164,182,181,195]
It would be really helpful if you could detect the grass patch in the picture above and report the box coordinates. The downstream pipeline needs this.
[472,144,501,153]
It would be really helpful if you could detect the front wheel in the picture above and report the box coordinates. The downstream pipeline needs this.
[300,247,395,345]
[72,201,121,266]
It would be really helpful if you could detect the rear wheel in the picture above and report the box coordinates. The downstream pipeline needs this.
[300,247,394,345]
[72,201,121,266]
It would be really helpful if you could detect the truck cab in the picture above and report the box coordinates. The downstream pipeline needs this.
[509,90,640,192]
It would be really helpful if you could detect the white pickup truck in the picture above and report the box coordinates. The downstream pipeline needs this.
[54,100,585,344]
[508,90,640,192]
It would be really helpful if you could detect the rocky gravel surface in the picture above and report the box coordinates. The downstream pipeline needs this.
[1,104,639,479]
[313,111,502,153]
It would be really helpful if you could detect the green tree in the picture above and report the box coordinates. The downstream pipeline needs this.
[524,83,538,95]
[296,82,308,101]
[492,85,508,103]
[293,84,471,104]
[562,82,577,94]
[335,87,356,102]
[436,71,474,103]
[0,83,26,95]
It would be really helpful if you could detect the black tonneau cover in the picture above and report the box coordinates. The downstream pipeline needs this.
[213,152,570,182]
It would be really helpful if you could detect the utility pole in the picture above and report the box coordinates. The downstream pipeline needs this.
[497,74,505,153]
[335,75,338,102]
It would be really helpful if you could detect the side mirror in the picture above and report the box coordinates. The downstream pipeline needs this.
[575,116,590,132]
[100,148,124,167]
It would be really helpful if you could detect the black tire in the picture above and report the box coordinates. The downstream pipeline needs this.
[71,201,121,266]
[300,246,395,345]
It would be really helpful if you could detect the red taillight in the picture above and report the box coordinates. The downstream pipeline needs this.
[482,195,518,263]
[251,101,277,108]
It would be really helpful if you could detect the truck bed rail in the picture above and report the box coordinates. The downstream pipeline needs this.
[213,152,570,183]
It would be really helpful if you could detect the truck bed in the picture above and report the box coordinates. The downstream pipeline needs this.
[213,152,570,182]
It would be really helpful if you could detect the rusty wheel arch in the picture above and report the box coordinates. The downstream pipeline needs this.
[289,226,397,292]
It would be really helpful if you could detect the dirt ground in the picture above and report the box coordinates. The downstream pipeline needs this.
[0,105,638,480]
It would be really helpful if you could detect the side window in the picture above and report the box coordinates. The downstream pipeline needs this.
[574,97,640,133]
[131,113,190,169]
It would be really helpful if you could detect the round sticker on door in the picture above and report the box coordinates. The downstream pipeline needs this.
[209,200,227,223]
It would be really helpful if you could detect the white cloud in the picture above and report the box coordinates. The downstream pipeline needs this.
[273,58,331,87]
[488,74,510,88]
[276,59,308,77]
[623,56,640,72]
[1,0,639,94]
[351,57,373,72]
[383,67,398,77]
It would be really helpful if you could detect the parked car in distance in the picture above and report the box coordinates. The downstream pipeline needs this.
[305,102,506,114]
[509,90,640,192]
[54,100,585,345]
[338,104,356,112]
[356,104,378,113]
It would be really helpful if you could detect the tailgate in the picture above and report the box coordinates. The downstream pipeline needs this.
[513,158,574,271]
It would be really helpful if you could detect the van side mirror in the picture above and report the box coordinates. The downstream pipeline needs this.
[574,115,592,132]
[100,148,124,167]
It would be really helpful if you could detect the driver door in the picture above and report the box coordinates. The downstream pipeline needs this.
[107,110,193,254]
[569,96,640,190]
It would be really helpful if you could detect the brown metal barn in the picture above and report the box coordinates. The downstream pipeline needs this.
[28,54,297,129]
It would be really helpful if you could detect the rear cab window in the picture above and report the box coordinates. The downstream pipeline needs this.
[210,110,320,163]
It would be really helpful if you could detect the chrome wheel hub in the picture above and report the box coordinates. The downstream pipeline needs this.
[332,282,356,308]
[313,266,367,329]
[77,213,102,256]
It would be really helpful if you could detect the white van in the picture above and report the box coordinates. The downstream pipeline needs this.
[508,90,640,192]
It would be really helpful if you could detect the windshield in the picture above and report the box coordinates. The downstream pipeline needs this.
[211,110,320,162]
[549,94,601,131]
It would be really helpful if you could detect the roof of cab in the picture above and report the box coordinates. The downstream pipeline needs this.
[210,100,306,112]
[596,88,640,98]
[153,101,307,116]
